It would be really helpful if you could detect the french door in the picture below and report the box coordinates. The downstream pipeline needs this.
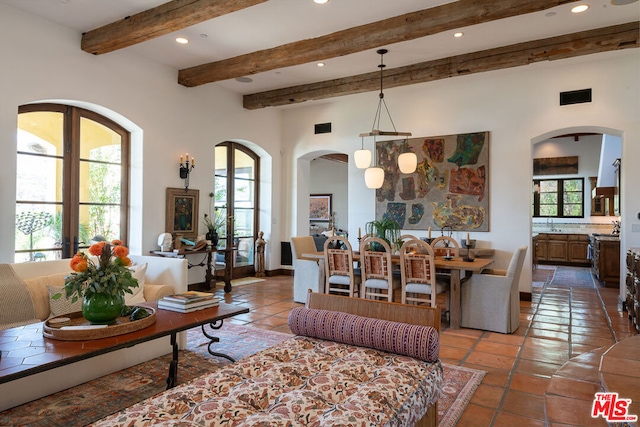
[15,104,130,262]
[214,142,259,277]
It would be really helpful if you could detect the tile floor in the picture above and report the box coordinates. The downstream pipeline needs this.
[205,269,638,426]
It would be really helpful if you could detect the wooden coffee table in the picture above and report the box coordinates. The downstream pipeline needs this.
[0,302,249,390]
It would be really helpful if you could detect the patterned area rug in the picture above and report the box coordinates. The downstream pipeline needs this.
[0,324,484,427]
[548,266,595,288]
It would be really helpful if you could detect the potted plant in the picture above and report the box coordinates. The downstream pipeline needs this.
[365,218,400,251]
[53,240,139,324]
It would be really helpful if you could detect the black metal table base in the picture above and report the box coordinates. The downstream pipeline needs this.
[201,320,235,362]
[165,320,235,389]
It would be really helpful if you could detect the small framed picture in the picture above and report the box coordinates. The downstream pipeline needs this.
[309,194,331,221]
[166,188,199,239]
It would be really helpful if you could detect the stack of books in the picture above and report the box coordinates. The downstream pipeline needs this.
[158,291,220,313]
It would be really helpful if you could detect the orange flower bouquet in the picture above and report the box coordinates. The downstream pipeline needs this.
[55,240,139,303]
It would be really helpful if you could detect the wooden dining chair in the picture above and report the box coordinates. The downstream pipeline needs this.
[324,235,359,297]
[399,239,449,308]
[430,236,460,257]
[359,236,399,302]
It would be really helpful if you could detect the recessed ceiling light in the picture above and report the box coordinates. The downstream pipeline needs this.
[175,37,189,44]
[571,4,589,13]
[200,33,208,38]
[611,0,638,4]
[453,32,464,38]
[545,11,556,17]
[236,77,253,83]
[317,62,325,67]
[314,0,329,4]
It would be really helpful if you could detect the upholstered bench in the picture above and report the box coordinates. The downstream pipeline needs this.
[91,293,443,427]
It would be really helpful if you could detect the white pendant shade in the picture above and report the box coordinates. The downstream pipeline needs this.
[398,152,417,173]
[364,167,385,189]
[354,149,372,169]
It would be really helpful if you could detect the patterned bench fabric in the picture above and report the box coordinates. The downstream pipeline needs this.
[288,307,440,363]
[90,336,443,427]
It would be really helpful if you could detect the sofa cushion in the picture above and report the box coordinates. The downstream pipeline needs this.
[288,307,440,363]
[47,284,83,318]
[23,272,68,320]
[125,262,147,305]
[0,264,37,329]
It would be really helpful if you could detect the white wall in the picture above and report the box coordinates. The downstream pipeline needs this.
[282,50,640,299]
[0,3,283,275]
[310,158,348,233]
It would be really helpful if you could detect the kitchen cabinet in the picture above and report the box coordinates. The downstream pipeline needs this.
[591,235,620,288]
[535,233,590,266]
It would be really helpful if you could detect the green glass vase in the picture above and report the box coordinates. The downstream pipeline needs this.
[82,292,125,324]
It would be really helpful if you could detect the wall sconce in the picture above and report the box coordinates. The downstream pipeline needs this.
[179,153,195,190]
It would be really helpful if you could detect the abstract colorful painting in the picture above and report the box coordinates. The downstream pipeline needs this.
[375,132,490,232]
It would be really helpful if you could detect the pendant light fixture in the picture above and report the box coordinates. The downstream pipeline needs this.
[358,49,416,189]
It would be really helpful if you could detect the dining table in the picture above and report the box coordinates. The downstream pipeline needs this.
[302,250,493,329]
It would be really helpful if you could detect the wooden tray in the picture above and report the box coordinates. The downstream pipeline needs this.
[43,306,156,341]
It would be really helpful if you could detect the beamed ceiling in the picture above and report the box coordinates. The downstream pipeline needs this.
[3,0,638,109]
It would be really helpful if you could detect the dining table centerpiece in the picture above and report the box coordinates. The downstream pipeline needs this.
[54,240,139,324]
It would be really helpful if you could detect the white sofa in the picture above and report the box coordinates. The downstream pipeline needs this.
[0,255,188,411]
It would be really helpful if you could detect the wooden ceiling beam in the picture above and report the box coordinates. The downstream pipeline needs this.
[81,0,267,55]
[243,22,639,110]
[178,0,576,87]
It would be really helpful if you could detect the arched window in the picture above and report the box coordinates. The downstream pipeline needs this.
[214,142,259,276]
[15,103,130,262]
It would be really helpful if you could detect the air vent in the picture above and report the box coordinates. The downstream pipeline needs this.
[314,122,332,134]
[560,89,592,106]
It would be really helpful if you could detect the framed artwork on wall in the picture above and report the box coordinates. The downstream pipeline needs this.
[309,194,332,221]
[166,187,199,239]
[374,131,490,232]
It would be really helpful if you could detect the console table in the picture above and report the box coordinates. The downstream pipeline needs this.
[152,247,234,293]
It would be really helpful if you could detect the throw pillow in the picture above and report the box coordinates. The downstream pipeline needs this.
[47,285,82,318]
[126,262,147,305]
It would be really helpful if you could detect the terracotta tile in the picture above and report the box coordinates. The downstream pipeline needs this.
[474,340,520,357]
[520,346,570,365]
[528,328,570,341]
[509,373,550,396]
[530,321,569,333]
[553,361,600,383]
[457,403,496,426]
[482,332,525,346]
[600,372,640,402]
[466,350,516,371]
[571,333,615,348]
[524,337,570,352]
[470,383,505,409]
[439,345,470,361]
[516,358,563,378]
[439,333,478,349]
[494,412,545,427]
[464,363,510,387]
[546,376,600,400]
[501,389,545,420]
[599,355,640,378]
[545,394,609,426]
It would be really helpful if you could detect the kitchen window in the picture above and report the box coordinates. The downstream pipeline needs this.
[532,178,584,218]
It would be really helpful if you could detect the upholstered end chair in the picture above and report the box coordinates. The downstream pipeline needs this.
[291,236,324,303]
[461,245,528,334]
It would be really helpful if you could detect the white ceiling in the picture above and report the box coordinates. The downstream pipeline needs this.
[2,0,638,96]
